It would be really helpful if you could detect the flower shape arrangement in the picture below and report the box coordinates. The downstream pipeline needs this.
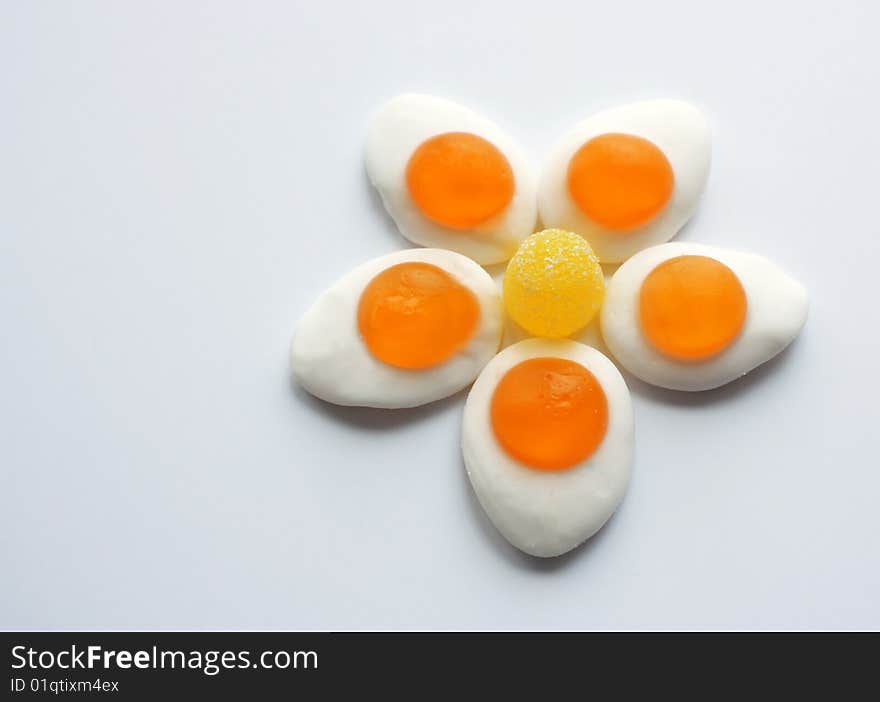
[292,93,808,558]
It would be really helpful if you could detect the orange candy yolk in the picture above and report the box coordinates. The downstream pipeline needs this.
[639,255,748,361]
[490,358,608,471]
[567,133,674,230]
[406,132,515,229]
[357,262,480,370]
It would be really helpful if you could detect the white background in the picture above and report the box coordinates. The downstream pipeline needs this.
[3,1,878,630]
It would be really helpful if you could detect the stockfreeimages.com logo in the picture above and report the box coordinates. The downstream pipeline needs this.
[11,645,317,676]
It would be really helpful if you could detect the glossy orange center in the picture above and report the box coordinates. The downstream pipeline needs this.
[567,132,674,230]
[639,255,747,361]
[490,357,608,471]
[406,132,515,229]
[357,262,480,369]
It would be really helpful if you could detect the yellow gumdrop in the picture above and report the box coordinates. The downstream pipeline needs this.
[503,229,605,338]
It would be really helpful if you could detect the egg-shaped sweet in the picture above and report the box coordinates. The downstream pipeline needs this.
[538,100,711,263]
[366,94,537,265]
[600,242,808,391]
[462,338,634,557]
[292,249,503,408]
